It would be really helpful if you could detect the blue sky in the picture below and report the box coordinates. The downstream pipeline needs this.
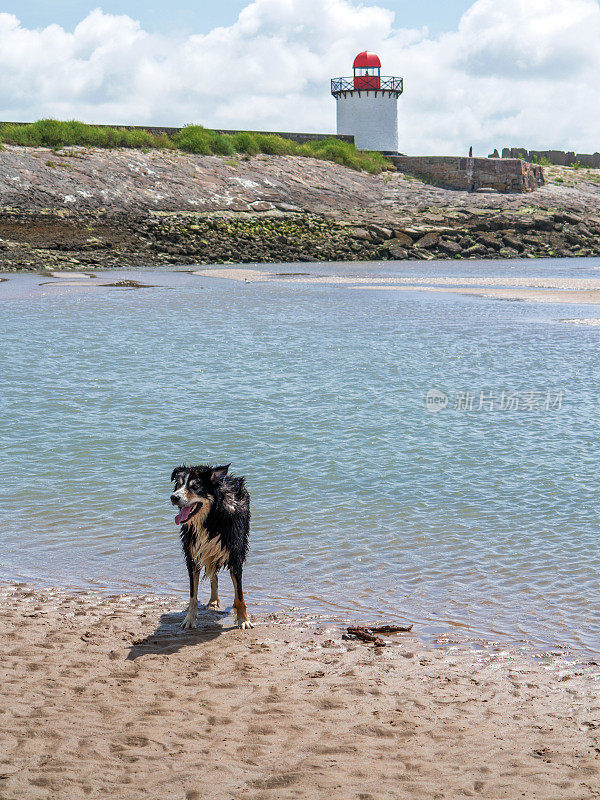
[2,1,474,35]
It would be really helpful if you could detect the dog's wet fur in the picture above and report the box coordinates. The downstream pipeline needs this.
[170,463,253,630]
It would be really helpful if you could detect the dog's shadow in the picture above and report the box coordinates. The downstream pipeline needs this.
[126,605,238,660]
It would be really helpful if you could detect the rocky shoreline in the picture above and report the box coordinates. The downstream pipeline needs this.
[1,206,599,271]
[0,145,599,270]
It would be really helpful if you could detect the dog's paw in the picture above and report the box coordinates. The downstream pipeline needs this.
[180,615,197,630]
[238,619,254,630]
[206,601,223,611]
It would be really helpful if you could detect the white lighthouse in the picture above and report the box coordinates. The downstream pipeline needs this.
[331,51,403,153]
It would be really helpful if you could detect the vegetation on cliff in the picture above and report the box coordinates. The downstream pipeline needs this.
[0,119,387,174]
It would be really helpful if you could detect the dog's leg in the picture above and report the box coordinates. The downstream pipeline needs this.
[206,572,222,611]
[230,568,253,629]
[181,560,200,630]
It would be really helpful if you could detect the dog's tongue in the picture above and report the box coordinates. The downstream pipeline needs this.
[175,504,196,525]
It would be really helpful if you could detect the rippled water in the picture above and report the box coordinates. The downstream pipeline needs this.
[2,259,600,654]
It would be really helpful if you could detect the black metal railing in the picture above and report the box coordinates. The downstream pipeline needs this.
[331,76,404,95]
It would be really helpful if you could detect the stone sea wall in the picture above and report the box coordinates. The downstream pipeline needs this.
[390,156,544,193]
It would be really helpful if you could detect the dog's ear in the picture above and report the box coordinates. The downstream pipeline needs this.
[210,464,230,484]
[171,466,186,482]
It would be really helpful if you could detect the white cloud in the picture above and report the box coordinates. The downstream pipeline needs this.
[0,0,599,155]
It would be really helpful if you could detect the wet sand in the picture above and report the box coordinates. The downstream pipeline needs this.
[196,268,600,290]
[30,267,600,305]
[354,285,600,304]
[196,267,600,305]
[2,582,600,800]
[562,318,600,325]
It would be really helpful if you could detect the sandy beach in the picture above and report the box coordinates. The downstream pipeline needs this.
[355,285,600,304]
[30,266,600,305]
[196,266,600,305]
[1,582,599,800]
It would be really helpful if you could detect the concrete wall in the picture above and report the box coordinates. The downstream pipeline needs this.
[336,92,398,152]
[0,121,354,146]
[501,148,600,168]
[389,156,545,193]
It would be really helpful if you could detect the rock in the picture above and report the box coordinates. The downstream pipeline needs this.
[249,201,273,212]
[400,224,448,236]
[349,227,371,241]
[387,242,408,259]
[502,234,524,252]
[275,203,301,212]
[478,233,502,250]
[100,279,155,288]
[463,244,488,257]
[414,232,440,248]
[438,240,461,256]
[368,224,393,242]
[530,217,554,232]
[392,231,413,247]
[499,247,519,258]
[557,212,583,225]
[472,217,509,232]
[511,219,536,232]
[564,227,583,245]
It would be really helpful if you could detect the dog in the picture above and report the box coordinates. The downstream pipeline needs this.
[170,463,253,630]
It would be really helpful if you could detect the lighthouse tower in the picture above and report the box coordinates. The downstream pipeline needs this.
[331,52,403,153]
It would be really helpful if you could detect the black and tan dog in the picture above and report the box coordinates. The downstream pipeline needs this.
[170,463,253,630]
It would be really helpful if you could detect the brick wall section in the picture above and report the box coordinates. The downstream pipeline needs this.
[389,156,545,193]
[0,121,353,146]
[502,148,600,168]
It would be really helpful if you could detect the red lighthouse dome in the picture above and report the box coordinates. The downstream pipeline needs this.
[352,51,382,90]
[353,51,381,69]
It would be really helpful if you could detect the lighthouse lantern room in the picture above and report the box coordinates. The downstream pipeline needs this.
[353,51,381,91]
[331,51,403,153]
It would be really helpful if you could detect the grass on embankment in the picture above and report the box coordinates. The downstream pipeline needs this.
[0,119,388,174]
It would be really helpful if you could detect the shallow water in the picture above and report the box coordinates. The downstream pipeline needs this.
[2,259,600,654]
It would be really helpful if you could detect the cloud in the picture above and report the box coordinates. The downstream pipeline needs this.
[0,0,599,154]
[457,0,599,79]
